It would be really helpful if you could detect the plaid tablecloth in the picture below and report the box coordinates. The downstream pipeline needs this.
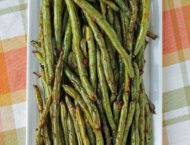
[0,0,27,145]
[163,0,190,145]
[0,0,190,145]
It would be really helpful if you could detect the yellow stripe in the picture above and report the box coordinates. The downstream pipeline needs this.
[163,0,190,12]
[0,38,3,52]
[163,47,190,67]
[11,89,26,104]
[0,35,27,52]
[163,126,169,145]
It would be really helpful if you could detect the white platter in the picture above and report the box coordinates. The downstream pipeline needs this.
[26,0,162,144]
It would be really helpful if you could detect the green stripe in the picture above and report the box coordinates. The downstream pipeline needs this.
[0,3,27,16]
[18,0,27,38]
[163,87,188,113]
[163,114,190,126]
[16,127,26,145]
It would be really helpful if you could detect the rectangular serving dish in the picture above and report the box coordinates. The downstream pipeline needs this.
[26,0,162,145]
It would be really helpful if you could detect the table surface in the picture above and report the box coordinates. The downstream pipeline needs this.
[0,0,190,145]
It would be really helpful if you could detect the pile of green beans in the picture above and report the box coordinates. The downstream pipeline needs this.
[32,0,157,144]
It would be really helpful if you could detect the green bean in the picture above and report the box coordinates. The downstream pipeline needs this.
[96,96,111,145]
[127,31,134,54]
[36,92,52,129]
[42,123,52,145]
[62,20,72,62]
[110,93,117,104]
[97,49,116,130]
[42,0,54,82]
[134,0,150,55]
[36,66,52,137]
[116,80,124,101]
[106,8,119,84]
[122,100,136,145]
[117,57,125,101]
[84,11,117,95]
[147,31,158,40]
[82,25,87,37]
[62,8,69,37]
[51,51,64,145]
[65,0,97,101]
[54,0,63,50]
[107,7,114,26]
[130,123,136,145]
[113,0,130,12]
[60,101,69,145]
[34,85,52,145]
[38,10,43,47]
[68,51,79,74]
[75,83,101,130]
[40,67,51,100]
[76,106,91,145]
[100,2,106,17]
[34,85,44,145]
[135,42,146,71]
[62,68,101,130]
[139,90,146,145]
[99,0,119,11]
[31,40,42,53]
[113,12,122,43]
[105,35,119,85]
[113,101,122,125]
[81,38,88,58]
[85,120,96,145]
[120,12,134,53]
[115,92,129,145]
[107,8,116,55]
[73,0,135,78]
[145,103,153,145]
[146,95,156,114]
[87,0,96,3]
[33,85,43,114]
[135,103,140,145]
[31,39,49,83]
[63,84,93,126]
[93,129,104,145]
[33,72,41,78]
[40,31,50,83]
[65,96,83,145]
[86,26,97,91]
[128,0,138,32]
[33,51,45,64]
[67,113,78,145]
[134,62,140,90]
[120,12,128,50]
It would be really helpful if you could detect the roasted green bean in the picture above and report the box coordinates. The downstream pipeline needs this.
[33,1,155,144]
[65,0,97,101]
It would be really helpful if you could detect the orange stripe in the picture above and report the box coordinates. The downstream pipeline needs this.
[163,10,177,54]
[4,47,26,92]
[175,7,190,49]
[182,5,190,46]
[163,6,190,54]
[0,35,27,53]
[0,53,10,94]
